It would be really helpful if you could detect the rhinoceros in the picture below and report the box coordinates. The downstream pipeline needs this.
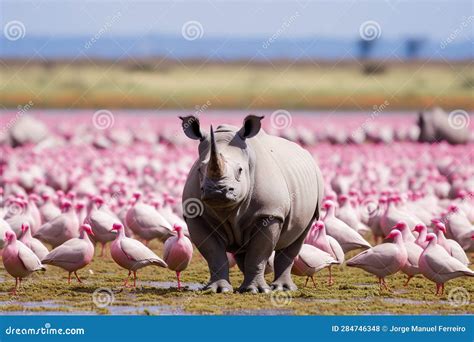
[179,115,324,293]
[417,107,469,144]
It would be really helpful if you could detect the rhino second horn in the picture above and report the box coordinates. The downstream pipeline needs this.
[207,125,225,179]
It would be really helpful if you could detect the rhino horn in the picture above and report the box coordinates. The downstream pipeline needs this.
[207,125,225,179]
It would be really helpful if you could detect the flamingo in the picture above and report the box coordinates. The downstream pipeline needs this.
[347,229,408,291]
[42,224,95,283]
[305,220,344,285]
[110,223,167,287]
[2,230,45,294]
[19,223,49,260]
[432,221,470,266]
[39,193,61,222]
[389,222,422,286]
[419,233,474,295]
[35,200,80,248]
[125,193,174,244]
[85,196,120,257]
[414,224,428,249]
[291,244,338,287]
[322,200,371,253]
[163,224,193,289]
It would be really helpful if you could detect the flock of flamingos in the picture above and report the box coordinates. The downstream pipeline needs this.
[0,112,473,299]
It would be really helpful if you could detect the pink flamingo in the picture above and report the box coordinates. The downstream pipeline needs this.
[19,223,49,260]
[163,224,193,289]
[42,224,95,283]
[39,193,61,222]
[125,193,173,244]
[322,200,371,253]
[2,230,45,294]
[85,196,120,257]
[414,224,428,249]
[291,244,338,287]
[305,220,344,285]
[110,223,167,288]
[389,222,422,286]
[35,200,80,248]
[347,229,407,291]
[419,233,474,295]
[0,218,13,249]
[432,221,470,266]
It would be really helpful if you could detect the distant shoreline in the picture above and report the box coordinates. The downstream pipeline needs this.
[1,59,472,111]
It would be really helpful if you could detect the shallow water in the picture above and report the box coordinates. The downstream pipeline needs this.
[140,281,203,291]
[223,308,294,315]
[108,304,191,315]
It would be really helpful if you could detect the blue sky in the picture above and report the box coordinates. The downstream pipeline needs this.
[1,0,473,40]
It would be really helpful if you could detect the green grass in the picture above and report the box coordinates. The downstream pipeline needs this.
[0,60,473,110]
[1,239,473,315]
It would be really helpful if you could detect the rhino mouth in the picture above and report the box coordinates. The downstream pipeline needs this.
[201,189,238,207]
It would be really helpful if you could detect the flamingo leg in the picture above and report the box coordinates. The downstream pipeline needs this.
[328,266,334,286]
[381,278,391,292]
[123,270,131,287]
[74,271,82,283]
[176,271,181,290]
[403,276,413,287]
[10,278,18,295]
[100,243,106,257]
[304,277,309,287]
[311,276,317,288]
[435,284,441,296]
[133,271,137,288]
[441,283,445,296]
[68,272,72,284]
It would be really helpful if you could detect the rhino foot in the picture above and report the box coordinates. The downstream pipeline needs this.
[271,279,297,291]
[237,283,271,294]
[203,279,233,293]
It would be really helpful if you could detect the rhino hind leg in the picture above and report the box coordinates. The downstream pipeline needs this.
[186,217,233,293]
[237,219,280,294]
[271,222,312,291]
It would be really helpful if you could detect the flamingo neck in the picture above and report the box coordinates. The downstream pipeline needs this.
[324,206,335,219]
[416,229,426,243]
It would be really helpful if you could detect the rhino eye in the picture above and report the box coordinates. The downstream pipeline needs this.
[235,167,243,181]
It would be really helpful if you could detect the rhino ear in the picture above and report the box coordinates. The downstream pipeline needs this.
[179,116,205,141]
[239,115,264,139]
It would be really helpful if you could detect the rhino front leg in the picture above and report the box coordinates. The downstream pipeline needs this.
[187,218,233,293]
[271,227,308,291]
[238,219,280,294]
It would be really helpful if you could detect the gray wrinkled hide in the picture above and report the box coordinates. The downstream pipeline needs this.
[417,107,469,144]
[181,116,323,293]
